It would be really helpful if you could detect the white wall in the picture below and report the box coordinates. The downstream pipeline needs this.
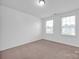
[0,5,41,51]
[42,10,79,47]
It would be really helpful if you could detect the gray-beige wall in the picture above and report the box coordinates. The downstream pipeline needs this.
[0,5,41,51]
[42,9,79,47]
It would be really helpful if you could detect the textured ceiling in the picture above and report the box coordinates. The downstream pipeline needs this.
[1,0,79,18]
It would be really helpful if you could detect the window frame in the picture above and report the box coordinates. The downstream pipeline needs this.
[45,19,54,34]
[61,15,76,36]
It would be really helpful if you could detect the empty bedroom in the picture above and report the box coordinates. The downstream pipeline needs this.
[0,0,79,59]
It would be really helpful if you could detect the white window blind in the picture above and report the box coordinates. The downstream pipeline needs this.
[61,16,76,36]
[46,20,53,34]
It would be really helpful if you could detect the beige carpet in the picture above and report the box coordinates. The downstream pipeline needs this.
[0,39,79,59]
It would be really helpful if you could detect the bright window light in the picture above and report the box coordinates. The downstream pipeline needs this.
[46,20,53,34]
[61,16,76,36]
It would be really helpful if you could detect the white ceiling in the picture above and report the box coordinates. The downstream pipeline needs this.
[1,0,79,18]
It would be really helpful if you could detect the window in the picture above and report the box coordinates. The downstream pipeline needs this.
[61,16,76,36]
[46,20,53,34]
